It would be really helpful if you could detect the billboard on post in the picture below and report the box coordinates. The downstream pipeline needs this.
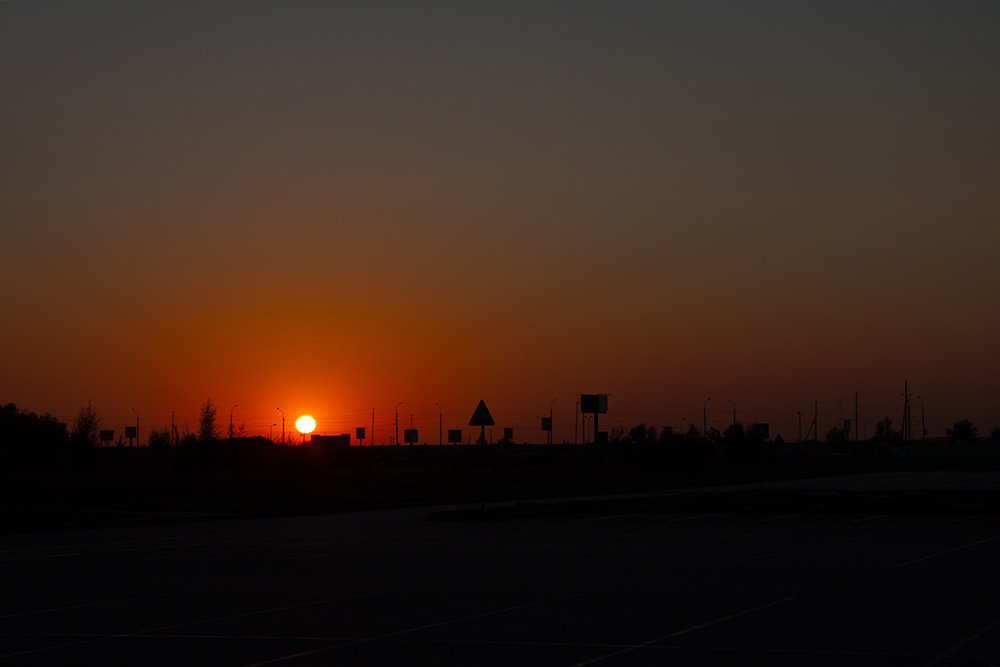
[580,394,608,414]
[356,427,366,441]
[404,429,418,444]
[447,429,462,444]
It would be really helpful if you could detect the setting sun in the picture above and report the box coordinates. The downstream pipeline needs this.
[295,415,316,434]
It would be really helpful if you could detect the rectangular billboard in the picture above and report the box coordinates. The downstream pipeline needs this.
[447,429,462,444]
[404,429,418,444]
[580,394,608,414]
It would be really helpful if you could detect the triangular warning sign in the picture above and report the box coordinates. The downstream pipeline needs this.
[468,400,495,426]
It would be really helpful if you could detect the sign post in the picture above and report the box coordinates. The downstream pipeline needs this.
[468,400,495,445]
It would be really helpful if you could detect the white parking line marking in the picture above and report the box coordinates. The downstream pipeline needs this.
[245,594,583,666]
[920,617,1000,666]
[570,596,797,666]
[897,536,1000,568]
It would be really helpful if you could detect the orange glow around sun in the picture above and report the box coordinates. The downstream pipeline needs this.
[295,415,316,434]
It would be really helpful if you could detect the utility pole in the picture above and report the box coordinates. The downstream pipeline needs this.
[703,398,710,439]
[371,408,375,446]
[814,400,818,442]
[229,403,238,439]
[901,380,911,443]
[855,392,859,442]
[171,410,178,446]
[395,402,402,446]
[277,407,285,445]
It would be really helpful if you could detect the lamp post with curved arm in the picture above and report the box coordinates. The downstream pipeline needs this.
[395,402,403,446]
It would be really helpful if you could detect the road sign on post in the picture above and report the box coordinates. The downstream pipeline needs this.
[448,429,462,444]
[356,427,365,444]
[404,429,418,444]
[580,394,608,443]
[468,400,495,444]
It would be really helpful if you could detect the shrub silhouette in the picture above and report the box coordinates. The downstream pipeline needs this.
[946,419,978,442]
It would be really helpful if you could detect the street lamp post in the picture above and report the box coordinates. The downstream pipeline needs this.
[229,404,238,439]
[549,398,556,445]
[703,398,711,439]
[395,402,403,446]
[276,408,285,445]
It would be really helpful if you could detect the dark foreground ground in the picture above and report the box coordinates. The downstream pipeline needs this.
[3,472,1000,666]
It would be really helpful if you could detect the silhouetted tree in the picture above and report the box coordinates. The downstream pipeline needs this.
[723,422,745,442]
[825,425,848,443]
[199,399,218,443]
[658,426,674,444]
[873,417,899,442]
[946,419,978,442]
[1,403,68,466]
[686,424,701,440]
[71,400,100,449]
[148,427,172,448]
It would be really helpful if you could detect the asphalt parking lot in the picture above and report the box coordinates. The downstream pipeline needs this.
[3,473,1000,665]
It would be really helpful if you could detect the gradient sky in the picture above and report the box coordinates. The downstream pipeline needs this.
[3,1,999,442]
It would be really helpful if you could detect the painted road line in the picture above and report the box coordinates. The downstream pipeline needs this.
[920,617,1000,666]
[245,593,585,666]
[897,536,1000,568]
[569,596,797,666]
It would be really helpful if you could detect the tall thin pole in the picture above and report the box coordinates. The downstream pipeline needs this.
[371,407,375,446]
[729,400,736,426]
[229,403,238,439]
[797,411,803,443]
[854,392,859,442]
[395,402,402,446]
[703,397,710,439]
[277,408,285,445]
[814,400,818,442]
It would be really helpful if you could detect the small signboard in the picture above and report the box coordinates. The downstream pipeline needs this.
[356,427,366,441]
[468,400,495,426]
[503,427,513,440]
[404,429,418,444]
[125,426,137,439]
[541,417,552,432]
[448,429,462,444]
[99,430,114,442]
[580,394,608,414]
